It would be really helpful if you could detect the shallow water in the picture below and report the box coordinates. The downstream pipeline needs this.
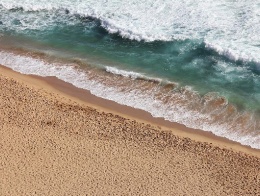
[0,1,259,148]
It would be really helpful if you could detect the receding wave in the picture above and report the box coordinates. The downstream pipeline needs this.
[105,66,173,85]
[105,66,144,79]
[0,50,259,149]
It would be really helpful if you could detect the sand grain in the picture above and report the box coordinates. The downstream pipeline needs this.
[0,70,259,195]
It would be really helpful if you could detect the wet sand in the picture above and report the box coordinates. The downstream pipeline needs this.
[0,65,259,195]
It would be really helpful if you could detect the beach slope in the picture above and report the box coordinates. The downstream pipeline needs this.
[0,66,259,195]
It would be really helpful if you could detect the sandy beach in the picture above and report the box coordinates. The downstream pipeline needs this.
[0,65,259,195]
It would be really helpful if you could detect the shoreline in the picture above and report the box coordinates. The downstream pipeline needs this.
[0,64,259,157]
[1,64,260,195]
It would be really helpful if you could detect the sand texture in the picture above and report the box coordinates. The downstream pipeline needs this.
[0,70,260,195]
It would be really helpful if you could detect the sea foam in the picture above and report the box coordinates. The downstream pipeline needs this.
[0,0,260,64]
[0,51,259,149]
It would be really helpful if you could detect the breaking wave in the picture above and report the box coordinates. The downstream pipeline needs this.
[0,0,260,64]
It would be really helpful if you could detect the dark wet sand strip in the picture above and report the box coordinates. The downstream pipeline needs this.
[0,65,259,195]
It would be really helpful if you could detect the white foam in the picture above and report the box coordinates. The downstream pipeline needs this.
[105,66,143,79]
[1,0,260,63]
[0,51,259,149]
[105,66,164,83]
[205,41,260,64]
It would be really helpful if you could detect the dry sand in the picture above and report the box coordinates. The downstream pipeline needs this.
[0,65,259,195]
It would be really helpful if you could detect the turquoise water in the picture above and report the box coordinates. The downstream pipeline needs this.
[0,1,259,148]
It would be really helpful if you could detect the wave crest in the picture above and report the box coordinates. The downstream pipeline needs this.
[1,0,260,64]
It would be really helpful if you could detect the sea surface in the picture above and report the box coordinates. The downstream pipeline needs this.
[0,0,260,149]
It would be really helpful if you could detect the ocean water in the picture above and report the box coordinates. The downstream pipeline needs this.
[0,0,260,149]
